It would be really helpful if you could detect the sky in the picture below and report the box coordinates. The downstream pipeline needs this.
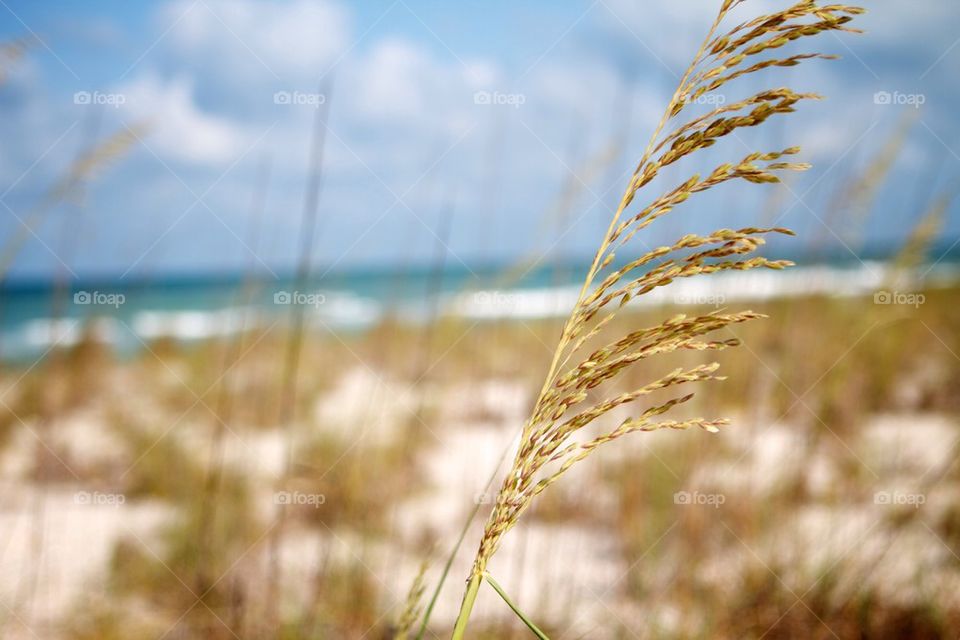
[0,0,958,280]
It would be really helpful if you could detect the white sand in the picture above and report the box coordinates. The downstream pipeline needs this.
[2,369,957,637]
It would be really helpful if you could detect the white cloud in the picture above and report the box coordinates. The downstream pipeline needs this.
[162,0,349,80]
[117,73,249,166]
[353,39,431,120]
[5,0,954,278]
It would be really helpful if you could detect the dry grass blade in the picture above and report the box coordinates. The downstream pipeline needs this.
[889,186,956,286]
[395,557,431,640]
[813,107,917,251]
[0,36,33,84]
[0,123,147,278]
[451,1,864,636]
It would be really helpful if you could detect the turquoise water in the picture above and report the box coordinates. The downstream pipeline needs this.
[1,246,957,363]
[0,260,581,362]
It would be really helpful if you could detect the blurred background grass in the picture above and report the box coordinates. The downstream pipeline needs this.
[1,1,959,638]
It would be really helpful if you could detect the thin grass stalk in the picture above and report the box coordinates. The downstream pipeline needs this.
[394,556,432,640]
[0,123,145,280]
[890,185,956,284]
[414,436,514,639]
[812,106,916,256]
[831,422,960,615]
[450,3,722,620]
[419,113,506,639]
[383,194,454,614]
[265,82,332,633]
[475,107,507,274]
[413,195,455,391]
[11,107,102,632]
[483,573,550,640]
[451,574,482,640]
[0,122,142,366]
[451,1,864,635]
[195,155,272,599]
[300,539,333,637]
[494,103,626,292]
[517,3,722,441]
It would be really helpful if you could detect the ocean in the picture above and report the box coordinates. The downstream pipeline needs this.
[1,249,957,364]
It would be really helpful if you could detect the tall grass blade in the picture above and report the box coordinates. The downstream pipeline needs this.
[484,573,550,640]
[450,0,865,635]
[266,81,333,632]
[416,437,514,639]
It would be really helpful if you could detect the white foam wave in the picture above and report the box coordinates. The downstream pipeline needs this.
[451,262,898,320]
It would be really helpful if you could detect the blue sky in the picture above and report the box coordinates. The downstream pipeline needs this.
[0,0,958,279]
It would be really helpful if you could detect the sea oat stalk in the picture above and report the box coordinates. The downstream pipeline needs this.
[451,1,864,636]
